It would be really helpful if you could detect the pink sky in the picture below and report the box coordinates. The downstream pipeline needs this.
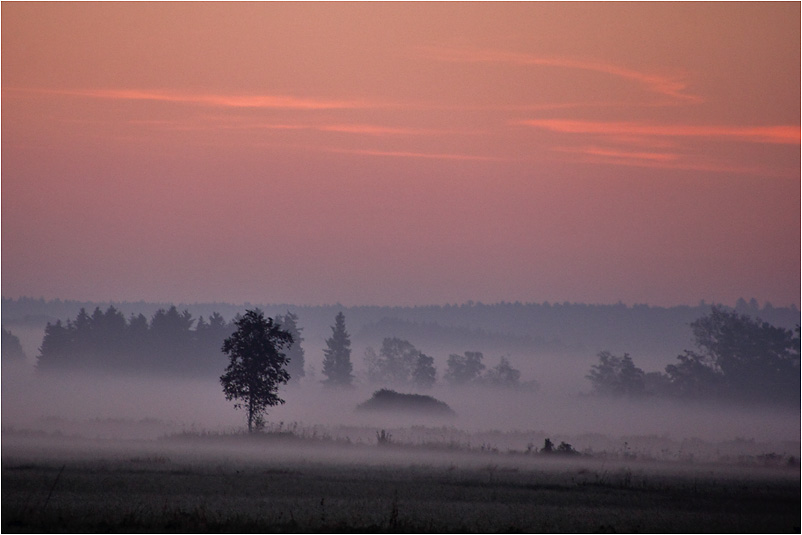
[2,3,799,307]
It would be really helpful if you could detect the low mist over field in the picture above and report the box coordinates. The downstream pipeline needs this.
[2,365,799,446]
[2,297,799,455]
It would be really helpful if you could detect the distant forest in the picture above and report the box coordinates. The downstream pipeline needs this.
[4,296,798,361]
[3,297,799,404]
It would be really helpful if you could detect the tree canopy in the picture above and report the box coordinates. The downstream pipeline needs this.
[275,312,305,383]
[444,351,486,385]
[483,356,522,388]
[36,306,232,376]
[682,306,799,403]
[220,309,293,432]
[586,351,645,397]
[364,337,433,387]
[587,307,800,404]
[2,328,27,362]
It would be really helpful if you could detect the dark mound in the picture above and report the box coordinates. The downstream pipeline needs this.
[355,389,456,417]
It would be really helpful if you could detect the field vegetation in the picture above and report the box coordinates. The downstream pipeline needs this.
[3,423,799,533]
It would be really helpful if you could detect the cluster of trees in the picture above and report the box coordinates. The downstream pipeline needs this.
[587,307,800,405]
[218,310,526,432]
[36,306,234,375]
[2,327,27,362]
[33,305,526,391]
[310,313,529,390]
[361,339,529,390]
[34,306,306,381]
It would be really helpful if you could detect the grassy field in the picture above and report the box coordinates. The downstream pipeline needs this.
[2,430,799,533]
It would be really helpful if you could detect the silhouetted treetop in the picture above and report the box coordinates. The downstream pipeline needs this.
[2,327,27,362]
[364,337,423,386]
[588,307,800,404]
[36,305,233,376]
[444,351,485,386]
[220,309,293,432]
[275,311,305,383]
[586,351,645,397]
[322,312,354,387]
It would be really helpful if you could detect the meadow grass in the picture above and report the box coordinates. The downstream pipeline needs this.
[2,429,799,533]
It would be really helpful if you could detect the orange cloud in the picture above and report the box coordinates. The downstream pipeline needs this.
[423,46,701,103]
[325,147,506,162]
[552,146,678,162]
[551,145,793,177]
[318,124,459,136]
[520,119,800,145]
[8,87,380,110]
[127,115,476,138]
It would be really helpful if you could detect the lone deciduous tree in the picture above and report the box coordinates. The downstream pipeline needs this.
[667,306,800,403]
[321,312,354,387]
[220,309,293,432]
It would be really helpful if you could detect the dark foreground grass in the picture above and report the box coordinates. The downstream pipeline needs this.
[2,434,799,533]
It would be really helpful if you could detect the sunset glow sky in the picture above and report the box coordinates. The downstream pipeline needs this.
[3,2,800,307]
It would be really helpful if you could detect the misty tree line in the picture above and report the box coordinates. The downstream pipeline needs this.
[2,328,27,362]
[27,306,527,390]
[586,306,801,405]
[18,303,801,403]
[6,296,799,364]
[361,338,531,390]
[310,311,530,390]
[33,306,305,380]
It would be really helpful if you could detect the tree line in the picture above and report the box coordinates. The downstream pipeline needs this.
[33,305,305,380]
[219,309,530,432]
[29,306,527,390]
[7,296,798,366]
[586,306,800,405]
[22,303,801,405]
[293,310,531,390]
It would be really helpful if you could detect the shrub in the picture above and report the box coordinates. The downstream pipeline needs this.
[355,389,456,417]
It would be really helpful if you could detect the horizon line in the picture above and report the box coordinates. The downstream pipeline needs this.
[2,295,797,311]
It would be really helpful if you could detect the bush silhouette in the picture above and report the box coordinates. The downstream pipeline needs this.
[356,389,456,417]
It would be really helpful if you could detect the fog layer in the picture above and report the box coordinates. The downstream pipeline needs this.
[3,362,798,449]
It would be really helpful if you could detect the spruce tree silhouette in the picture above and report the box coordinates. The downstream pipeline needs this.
[321,312,354,387]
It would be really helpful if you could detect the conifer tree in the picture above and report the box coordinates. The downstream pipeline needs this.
[321,312,354,387]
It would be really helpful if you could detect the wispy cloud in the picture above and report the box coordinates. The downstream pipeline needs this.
[520,119,800,145]
[558,147,792,177]
[126,117,475,138]
[324,147,506,162]
[422,46,702,104]
[552,146,679,162]
[318,124,462,136]
[7,87,381,110]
